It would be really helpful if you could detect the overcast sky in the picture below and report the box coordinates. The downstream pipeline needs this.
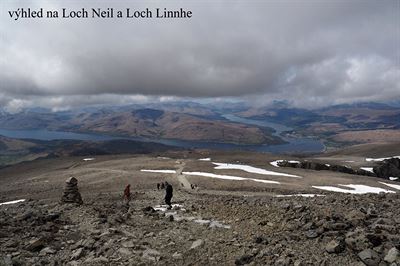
[1,0,399,112]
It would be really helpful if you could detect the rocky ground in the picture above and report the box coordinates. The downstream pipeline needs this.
[1,189,399,266]
[1,147,400,266]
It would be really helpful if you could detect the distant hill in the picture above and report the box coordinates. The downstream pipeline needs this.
[0,135,180,167]
[0,108,282,145]
[236,102,400,146]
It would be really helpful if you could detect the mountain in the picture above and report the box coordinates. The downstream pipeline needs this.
[236,102,400,146]
[0,107,282,145]
[68,108,281,145]
[0,135,180,167]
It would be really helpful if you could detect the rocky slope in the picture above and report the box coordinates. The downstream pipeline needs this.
[1,191,399,266]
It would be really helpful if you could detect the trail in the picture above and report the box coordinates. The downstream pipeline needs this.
[174,160,192,190]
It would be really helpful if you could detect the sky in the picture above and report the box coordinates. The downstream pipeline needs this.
[1,0,399,112]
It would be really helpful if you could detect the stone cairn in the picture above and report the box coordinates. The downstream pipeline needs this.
[61,177,83,204]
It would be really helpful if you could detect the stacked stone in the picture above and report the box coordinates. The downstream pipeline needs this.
[61,177,83,204]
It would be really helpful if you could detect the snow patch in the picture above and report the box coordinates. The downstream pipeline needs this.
[141,169,176,174]
[275,194,325,198]
[194,219,231,229]
[312,184,395,194]
[270,160,300,167]
[389,177,399,181]
[199,158,211,161]
[153,204,183,212]
[379,182,400,190]
[270,160,283,167]
[0,199,26,206]
[366,156,400,162]
[360,167,374,173]
[213,162,301,178]
[183,171,280,184]
[83,158,95,161]
[154,204,230,229]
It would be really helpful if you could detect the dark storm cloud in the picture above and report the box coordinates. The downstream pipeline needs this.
[0,0,399,111]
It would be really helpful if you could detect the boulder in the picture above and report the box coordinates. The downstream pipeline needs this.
[326,239,345,254]
[235,254,254,265]
[190,239,204,249]
[384,247,400,264]
[358,249,381,266]
[374,158,400,179]
[25,237,46,252]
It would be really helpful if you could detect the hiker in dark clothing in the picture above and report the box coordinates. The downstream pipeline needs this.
[123,184,131,204]
[164,182,173,209]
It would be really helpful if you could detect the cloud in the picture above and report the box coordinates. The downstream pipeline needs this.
[0,0,399,110]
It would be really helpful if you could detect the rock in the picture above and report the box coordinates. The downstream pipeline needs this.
[306,230,319,239]
[384,247,400,264]
[374,158,400,179]
[326,239,345,254]
[18,211,33,221]
[254,235,268,245]
[39,247,56,255]
[71,247,84,260]
[235,254,254,265]
[25,238,46,252]
[118,247,133,256]
[84,256,109,264]
[61,177,83,204]
[82,238,95,249]
[293,260,303,266]
[345,231,372,252]
[358,249,381,266]
[275,257,292,266]
[142,206,155,213]
[190,239,204,249]
[172,252,183,259]
[142,248,161,261]
[121,241,135,248]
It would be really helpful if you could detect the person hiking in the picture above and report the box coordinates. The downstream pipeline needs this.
[164,182,173,209]
[123,184,131,204]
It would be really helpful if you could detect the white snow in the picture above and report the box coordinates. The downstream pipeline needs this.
[270,160,283,167]
[379,182,400,190]
[344,160,355,163]
[325,164,331,167]
[182,171,280,184]
[366,156,400,162]
[154,204,230,228]
[154,204,184,212]
[360,167,374,173]
[83,158,95,161]
[199,158,211,161]
[213,162,301,178]
[312,184,395,194]
[0,199,26,206]
[269,160,300,168]
[275,194,325,198]
[389,177,399,181]
[141,169,176,174]
[194,219,231,229]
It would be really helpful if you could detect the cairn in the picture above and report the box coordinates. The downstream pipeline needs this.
[61,177,83,204]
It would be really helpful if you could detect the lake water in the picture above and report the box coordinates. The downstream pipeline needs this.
[0,115,325,154]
